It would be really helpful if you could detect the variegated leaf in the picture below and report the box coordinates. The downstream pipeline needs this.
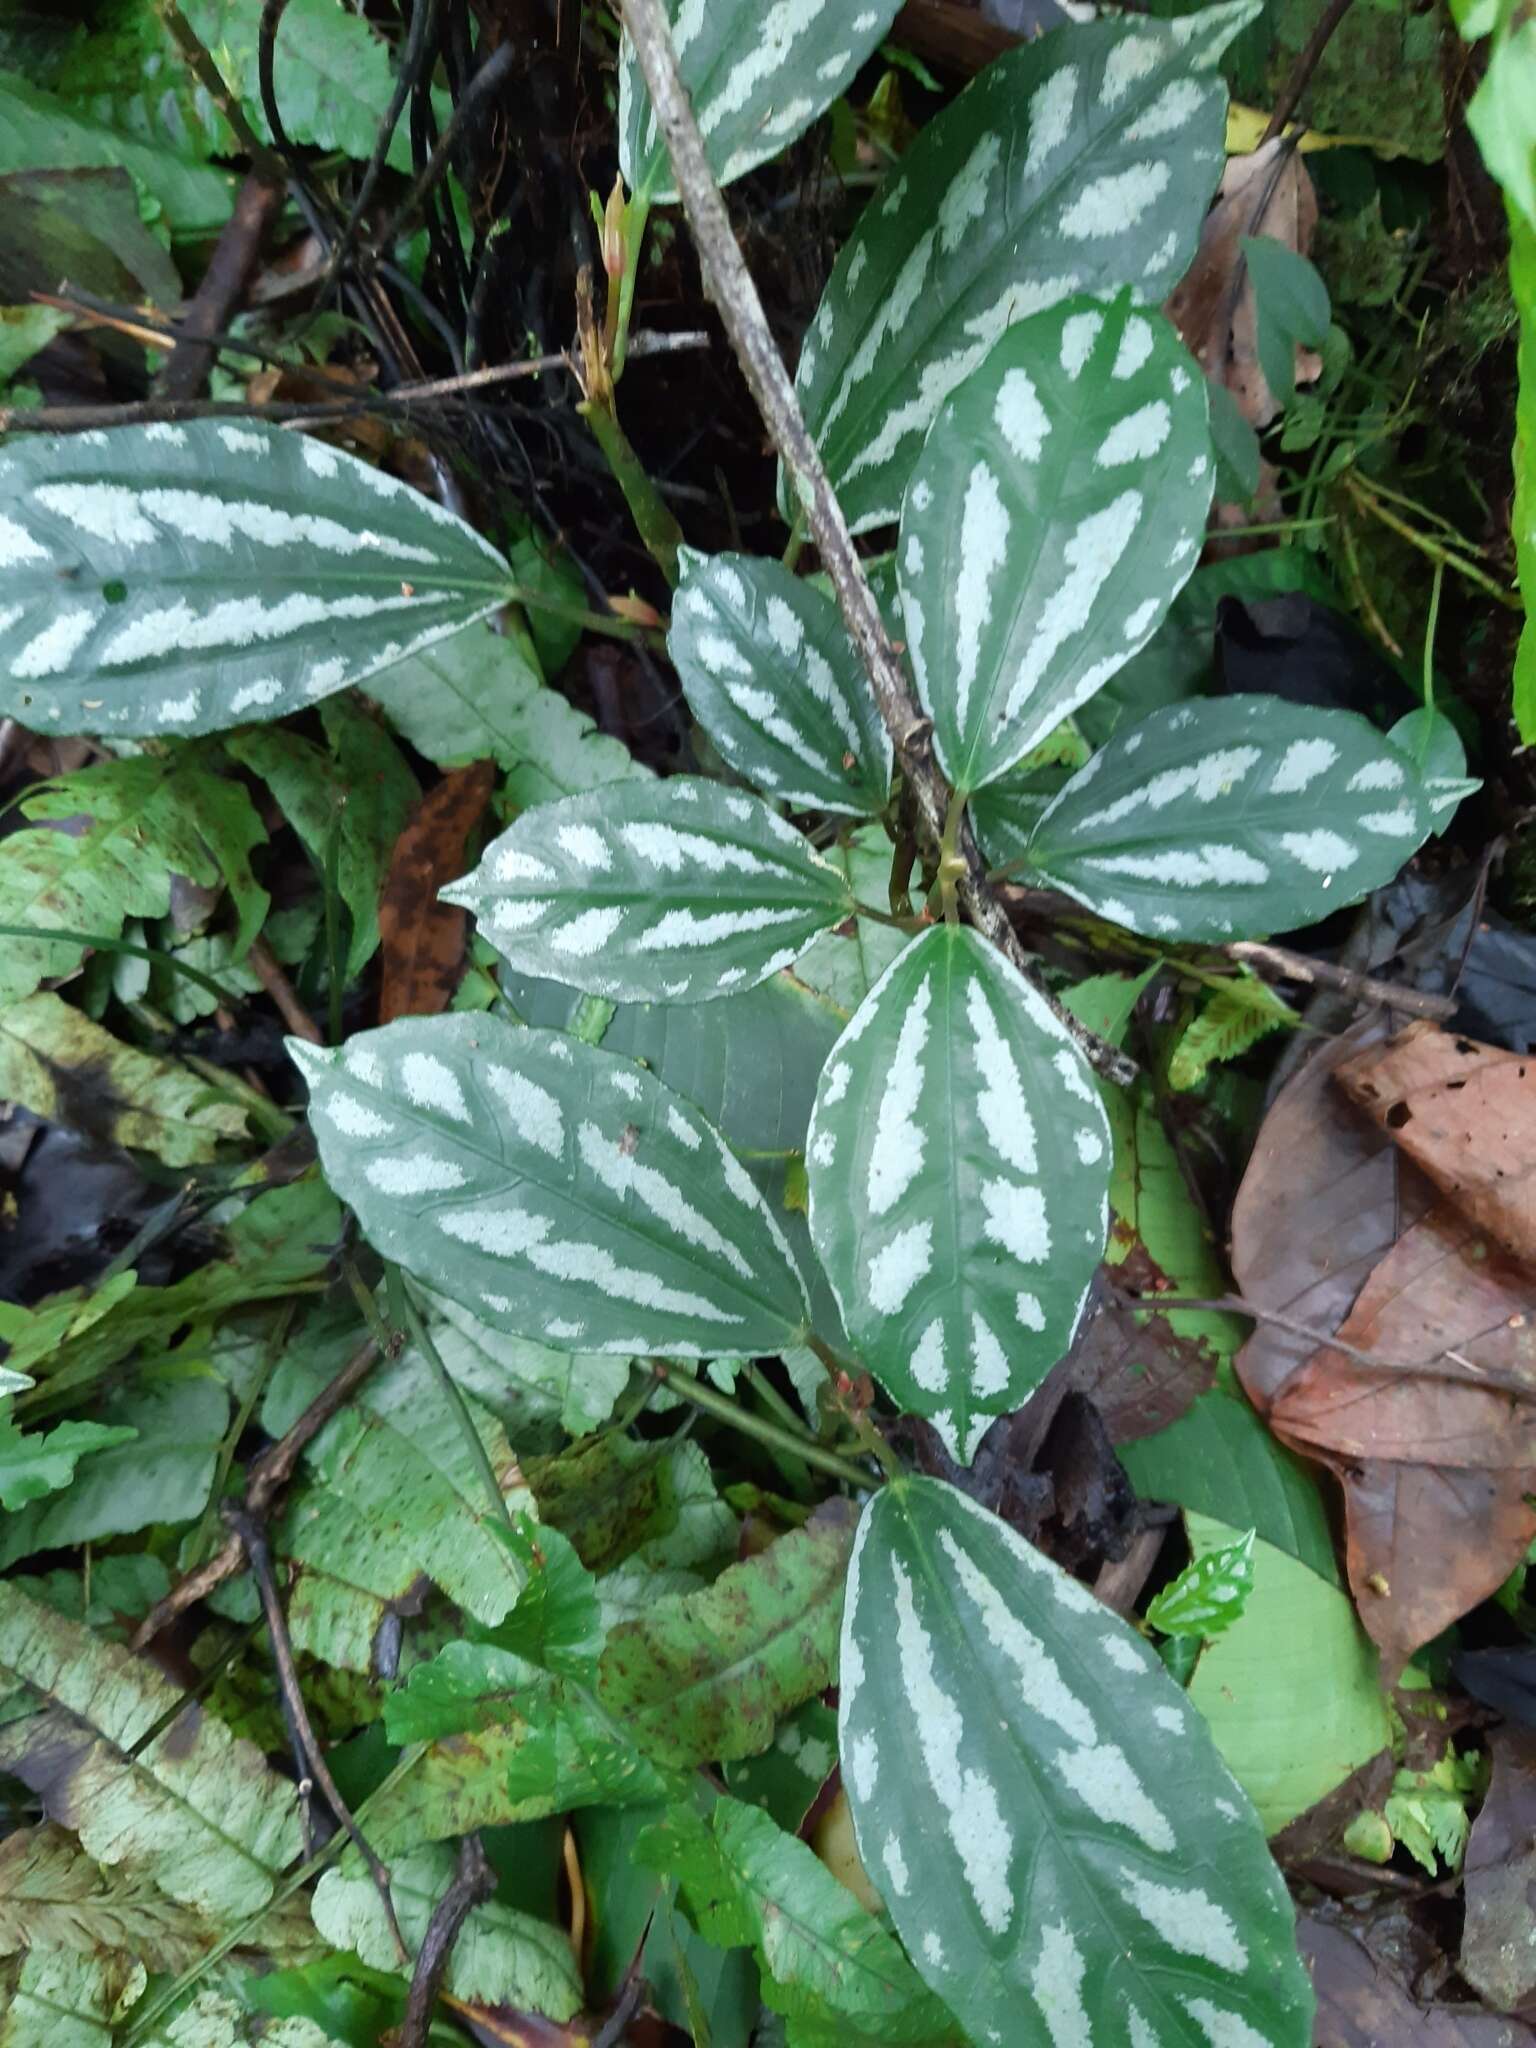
[792,3,1253,532]
[806,926,1109,1462]
[0,422,512,736]
[1145,1527,1256,1640]
[291,1014,810,1357]
[900,298,1212,793]
[1024,696,1435,941]
[443,779,856,1004]
[841,1478,1314,2048]
[618,0,904,203]
[669,549,893,816]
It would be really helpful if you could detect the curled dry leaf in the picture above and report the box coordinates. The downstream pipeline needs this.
[1335,1021,1536,1272]
[1166,136,1323,435]
[377,759,496,1024]
[1062,1247,1218,1443]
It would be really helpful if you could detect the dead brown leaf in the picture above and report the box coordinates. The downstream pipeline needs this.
[1166,138,1322,434]
[1462,1728,1536,2015]
[378,762,495,1025]
[1336,1022,1536,1271]
[1062,1249,1217,1442]
[1300,1912,1536,2046]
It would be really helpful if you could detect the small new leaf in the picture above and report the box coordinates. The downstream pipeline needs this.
[1146,1528,1256,1639]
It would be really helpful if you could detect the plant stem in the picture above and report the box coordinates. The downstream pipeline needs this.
[580,395,685,586]
[611,191,652,381]
[648,1361,878,1491]
[938,790,967,927]
[805,1333,904,1479]
[0,922,243,1008]
[506,580,667,646]
[1344,474,1521,609]
[620,0,1135,1088]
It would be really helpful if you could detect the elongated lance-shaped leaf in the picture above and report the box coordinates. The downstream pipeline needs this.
[900,298,1212,794]
[0,421,513,736]
[669,550,893,816]
[840,1478,1314,2048]
[443,778,856,1004]
[806,926,1109,1462]
[1024,695,1435,941]
[618,0,903,203]
[291,1013,810,1357]
[790,3,1252,533]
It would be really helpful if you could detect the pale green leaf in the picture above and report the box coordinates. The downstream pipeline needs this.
[312,1845,581,2019]
[0,753,267,1005]
[1025,695,1434,940]
[1167,976,1300,1092]
[807,926,1109,1461]
[619,0,904,201]
[670,549,892,815]
[0,1945,145,2048]
[293,1014,811,1358]
[0,422,512,735]
[365,618,649,798]
[598,1502,857,1768]
[793,824,908,1015]
[0,1825,217,1972]
[842,1479,1314,2046]
[0,995,250,1165]
[0,305,68,383]
[414,1290,632,1446]
[792,5,1252,531]
[0,1419,137,1513]
[0,1585,303,1921]
[1187,1514,1391,1834]
[899,298,1212,793]
[445,778,856,1004]
[1146,1528,1256,1639]
[1387,706,1480,827]
[487,1513,605,1679]
[130,1987,339,2048]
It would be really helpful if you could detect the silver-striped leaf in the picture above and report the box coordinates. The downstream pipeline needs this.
[0,421,512,736]
[840,1477,1314,2048]
[900,298,1212,794]
[669,549,893,816]
[806,925,1109,1462]
[443,778,857,1004]
[618,0,904,204]
[792,3,1253,533]
[291,1013,810,1357]
[1024,696,1435,941]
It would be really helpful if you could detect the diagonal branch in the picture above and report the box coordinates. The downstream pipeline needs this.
[619,0,1135,1088]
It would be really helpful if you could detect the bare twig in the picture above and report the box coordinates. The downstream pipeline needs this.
[130,1335,385,1648]
[248,937,323,1044]
[1223,940,1459,1021]
[226,1503,408,1966]
[155,175,286,402]
[401,1834,496,2048]
[374,43,518,256]
[158,0,289,188]
[1260,0,1361,144]
[620,0,1136,1089]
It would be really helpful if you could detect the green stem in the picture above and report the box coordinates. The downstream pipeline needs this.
[1421,558,1444,728]
[321,804,346,1045]
[393,1270,516,1533]
[1346,475,1521,609]
[190,1302,294,1567]
[0,922,245,1008]
[611,191,651,381]
[938,789,968,927]
[649,1360,878,1491]
[580,397,684,587]
[505,578,666,645]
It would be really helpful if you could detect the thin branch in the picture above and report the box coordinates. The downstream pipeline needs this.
[226,1503,408,1966]
[1223,940,1459,1021]
[247,937,323,1043]
[153,174,285,403]
[130,1334,385,1649]
[375,43,518,256]
[1260,0,1361,144]
[400,1834,496,2048]
[649,1360,878,1489]
[620,0,1136,1089]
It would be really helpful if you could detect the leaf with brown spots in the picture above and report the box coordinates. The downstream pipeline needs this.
[1335,1021,1536,1271]
[1063,1249,1218,1444]
[378,759,495,1023]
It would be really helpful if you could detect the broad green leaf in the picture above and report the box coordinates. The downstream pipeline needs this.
[365,619,649,798]
[1240,235,1330,410]
[638,1794,956,2045]
[723,1698,839,1833]
[0,1825,217,1972]
[0,166,182,315]
[1146,1528,1256,1639]
[501,965,843,1155]
[416,1291,632,1446]
[486,1514,605,1679]
[229,699,418,980]
[526,1434,735,1579]
[0,995,249,1166]
[841,1478,1313,2048]
[0,69,236,235]
[312,1845,580,2019]
[261,1318,534,1672]
[792,5,1251,532]
[0,304,68,384]
[793,823,909,1014]
[0,1374,223,1568]
[1025,695,1434,940]
[292,1014,810,1357]
[445,779,856,1004]
[807,926,1109,1461]
[0,422,512,736]
[6,1556,170,1639]
[1187,1514,1391,1834]
[0,752,266,1005]
[670,550,892,816]
[0,1418,137,1513]
[0,1585,302,1920]
[899,298,1212,793]
[380,1640,541,1744]
[598,1502,856,1767]
[0,1945,145,2048]
[618,0,903,201]
[1387,706,1480,826]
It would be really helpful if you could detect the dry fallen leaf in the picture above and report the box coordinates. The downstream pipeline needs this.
[1300,1911,1536,2046]
[378,761,496,1025]
[1335,1022,1536,1271]
[1461,1727,1536,2015]
[1061,1249,1217,1443]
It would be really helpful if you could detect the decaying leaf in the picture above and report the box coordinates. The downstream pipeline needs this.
[1461,1727,1536,2013]
[377,759,495,1023]
[1300,1913,1536,2046]
[1062,1248,1219,1444]
[0,1824,219,1973]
